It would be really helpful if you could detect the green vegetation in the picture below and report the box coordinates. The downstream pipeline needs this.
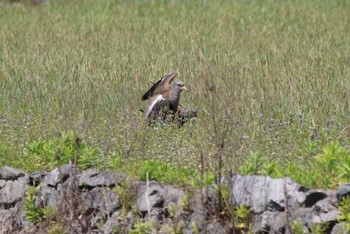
[291,220,304,234]
[235,205,252,231]
[24,186,54,223]
[239,141,350,189]
[48,223,68,234]
[337,197,350,232]
[1,0,350,188]
[129,220,154,234]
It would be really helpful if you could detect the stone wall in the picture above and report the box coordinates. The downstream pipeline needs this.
[0,165,349,233]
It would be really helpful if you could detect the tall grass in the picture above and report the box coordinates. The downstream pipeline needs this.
[1,0,350,185]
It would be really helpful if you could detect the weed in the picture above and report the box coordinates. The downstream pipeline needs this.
[309,223,329,234]
[48,222,67,234]
[235,205,252,231]
[22,131,101,171]
[337,197,350,231]
[291,220,304,234]
[310,141,350,188]
[239,151,282,178]
[191,221,199,234]
[181,190,194,215]
[129,220,153,234]
[24,186,54,223]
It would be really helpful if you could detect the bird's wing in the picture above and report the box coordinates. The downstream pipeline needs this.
[146,94,165,117]
[141,73,178,101]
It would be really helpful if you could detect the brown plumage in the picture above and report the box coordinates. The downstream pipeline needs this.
[141,73,187,119]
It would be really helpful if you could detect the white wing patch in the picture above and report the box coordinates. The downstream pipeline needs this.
[146,94,164,117]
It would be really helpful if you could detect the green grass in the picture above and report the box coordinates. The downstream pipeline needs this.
[1,0,350,188]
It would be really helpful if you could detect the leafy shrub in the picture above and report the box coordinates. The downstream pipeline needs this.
[138,160,214,186]
[315,141,350,188]
[22,131,102,171]
[239,151,282,178]
[235,205,252,231]
[24,186,54,223]
[240,141,350,189]
[337,197,350,232]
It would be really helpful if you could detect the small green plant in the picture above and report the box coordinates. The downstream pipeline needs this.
[218,184,234,218]
[191,221,199,234]
[238,142,350,190]
[235,205,252,230]
[23,131,102,171]
[168,203,177,218]
[284,163,318,188]
[24,186,54,223]
[129,220,153,234]
[291,220,304,234]
[337,196,350,231]
[315,141,350,188]
[309,223,329,234]
[138,159,214,186]
[181,190,194,215]
[239,151,282,178]
[48,222,67,234]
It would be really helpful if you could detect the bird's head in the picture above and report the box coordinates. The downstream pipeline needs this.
[174,81,187,92]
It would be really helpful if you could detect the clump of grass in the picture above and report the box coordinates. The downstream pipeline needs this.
[24,186,54,224]
[239,141,350,189]
[19,131,102,171]
[337,197,350,232]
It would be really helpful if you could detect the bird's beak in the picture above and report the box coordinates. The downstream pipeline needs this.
[181,86,187,91]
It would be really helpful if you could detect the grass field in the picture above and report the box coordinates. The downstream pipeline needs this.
[1,0,350,188]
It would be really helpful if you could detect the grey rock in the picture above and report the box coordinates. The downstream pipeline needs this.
[0,202,26,233]
[103,211,135,234]
[290,207,308,226]
[136,182,164,214]
[253,211,287,233]
[189,189,208,229]
[313,198,339,223]
[269,177,302,210]
[183,228,195,234]
[101,210,121,234]
[126,211,136,231]
[163,186,185,206]
[0,167,27,180]
[35,183,62,208]
[337,183,350,200]
[190,210,206,231]
[205,222,227,234]
[229,175,301,213]
[206,184,219,210]
[0,176,29,206]
[331,223,348,234]
[0,180,6,188]
[29,171,47,186]
[290,194,339,231]
[115,172,127,186]
[320,210,340,222]
[0,209,12,221]
[163,186,185,219]
[80,187,120,216]
[145,207,164,223]
[235,175,268,212]
[297,191,307,204]
[158,222,175,234]
[79,169,116,188]
[43,164,76,187]
[304,189,328,207]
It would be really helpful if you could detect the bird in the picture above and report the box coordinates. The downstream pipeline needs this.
[141,72,187,120]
